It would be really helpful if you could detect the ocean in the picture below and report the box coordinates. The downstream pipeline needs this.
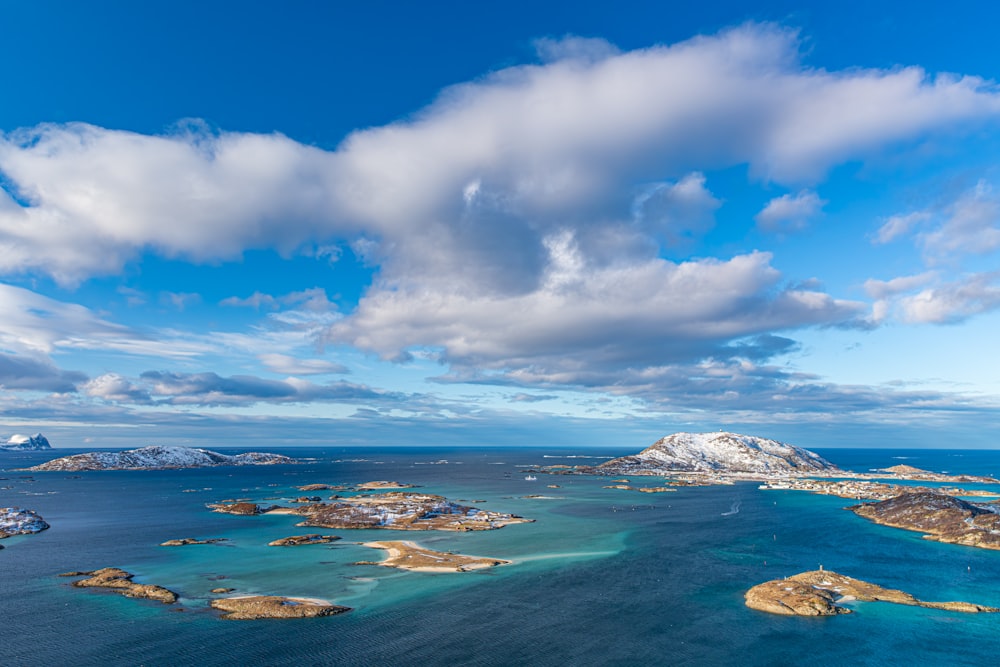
[3,446,1000,666]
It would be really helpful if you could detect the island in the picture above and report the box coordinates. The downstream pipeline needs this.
[745,569,998,615]
[268,534,340,546]
[0,433,52,451]
[160,538,228,546]
[849,491,1000,550]
[61,568,178,603]
[25,445,296,471]
[210,596,350,620]
[355,481,417,490]
[280,492,533,531]
[1,507,50,539]
[358,540,511,572]
[597,432,839,477]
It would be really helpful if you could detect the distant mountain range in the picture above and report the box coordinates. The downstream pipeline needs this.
[1,434,52,451]
[599,431,838,475]
[24,445,295,471]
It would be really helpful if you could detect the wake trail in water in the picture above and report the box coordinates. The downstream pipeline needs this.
[721,499,741,516]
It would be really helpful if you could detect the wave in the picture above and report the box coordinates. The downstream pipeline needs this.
[721,499,741,516]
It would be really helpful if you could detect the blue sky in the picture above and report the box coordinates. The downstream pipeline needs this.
[2,1,1000,449]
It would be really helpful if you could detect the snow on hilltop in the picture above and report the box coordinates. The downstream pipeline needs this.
[1,507,50,538]
[25,445,296,472]
[600,432,838,475]
[1,433,52,451]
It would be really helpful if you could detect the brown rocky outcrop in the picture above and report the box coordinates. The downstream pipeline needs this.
[62,568,178,603]
[746,569,998,616]
[210,596,350,620]
[268,534,340,546]
[160,537,227,546]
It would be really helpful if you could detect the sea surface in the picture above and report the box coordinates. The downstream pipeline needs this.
[4,446,1000,666]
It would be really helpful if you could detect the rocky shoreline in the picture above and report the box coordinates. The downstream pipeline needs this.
[849,491,1000,550]
[61,568,179,603]
[210,595,350,620]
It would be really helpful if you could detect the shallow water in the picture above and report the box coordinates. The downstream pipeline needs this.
[3,446,1000,666]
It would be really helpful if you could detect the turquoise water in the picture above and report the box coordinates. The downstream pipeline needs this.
[3,447,1000,666]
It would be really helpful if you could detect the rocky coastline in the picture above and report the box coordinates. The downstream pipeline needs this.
[268,534,340,546]
[849,491,1000,550]
[1,507,50,539]
[26,445,295,472]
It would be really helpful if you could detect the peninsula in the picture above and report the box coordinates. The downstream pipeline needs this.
[849,491,1000,550]
[745,569,998,615]
[26,445,295,471]
[359,540,511,572]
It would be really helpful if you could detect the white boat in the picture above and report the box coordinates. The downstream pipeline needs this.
[524,475,537,481]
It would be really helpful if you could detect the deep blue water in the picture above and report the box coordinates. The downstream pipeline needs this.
[3,446,1000,666]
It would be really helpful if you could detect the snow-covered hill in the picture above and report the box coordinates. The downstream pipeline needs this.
[1,507,50,538]
[1,433,52,451]
[26,445,296,471]
[599,432,837,475]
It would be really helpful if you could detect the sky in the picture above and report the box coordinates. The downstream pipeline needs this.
[2,1,1000,450]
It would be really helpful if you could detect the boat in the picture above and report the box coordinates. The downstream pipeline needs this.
[524,475,537,481]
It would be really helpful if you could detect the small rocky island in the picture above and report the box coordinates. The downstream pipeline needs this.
[26,445,295,471]
[359,540,511,572]
[61,568,179,603]
[160,538,228,546]
[849,491,1000,550]
[1,507,50,541]
[268,534,340,546]
[745,569,998,616]
[210,596,350,620]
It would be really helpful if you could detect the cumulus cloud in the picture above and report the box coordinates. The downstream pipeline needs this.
[83,373,152,403]
[3,24,1000,402]
[893,273,1000,324]
[755,190,825,233]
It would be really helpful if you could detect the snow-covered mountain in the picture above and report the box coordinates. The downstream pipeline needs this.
[25,445,296,471]
[1,433,52,451]
[599,432,838,475]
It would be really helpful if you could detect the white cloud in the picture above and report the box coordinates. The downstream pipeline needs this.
[894,273,1000,324]
[873,211,931,244]
[633,172,721,245]
[920,180,1000,258]
[755,190,825,233]
[258,353,348,376]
